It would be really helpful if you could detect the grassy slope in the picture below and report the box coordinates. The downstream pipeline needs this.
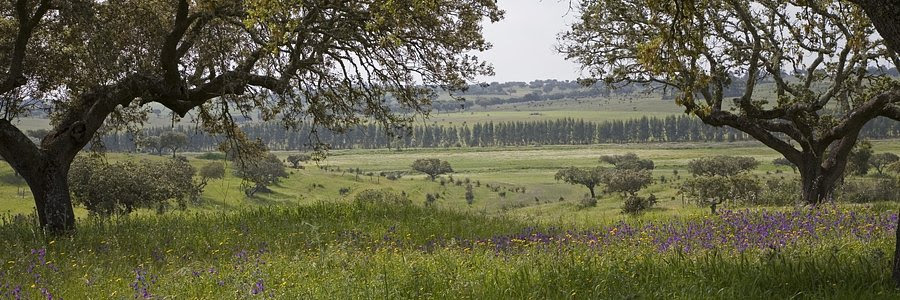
[3,140,900,225]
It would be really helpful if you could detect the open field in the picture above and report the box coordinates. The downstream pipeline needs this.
[1,141,900,298]
[4,140,900,221]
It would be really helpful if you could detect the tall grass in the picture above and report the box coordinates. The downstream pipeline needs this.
[0,202,896,299]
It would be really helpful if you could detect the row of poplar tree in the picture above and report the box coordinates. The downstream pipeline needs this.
[99,115,900,152]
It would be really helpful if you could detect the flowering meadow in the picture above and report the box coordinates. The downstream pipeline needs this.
[0,202,898,299]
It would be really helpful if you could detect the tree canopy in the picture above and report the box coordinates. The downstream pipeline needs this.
[555,166,607,198]
[0,0,503,232]
[560,0,900,204]
[687,156,758,178]
[411,158,453,181]
[599,153,654,170]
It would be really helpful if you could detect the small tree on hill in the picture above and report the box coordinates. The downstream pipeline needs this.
[871,153,899,175]
[193,162,225,201]
[235,153,289,197]
[599,153,654,170]
[555,166,607,199]
[603,169,652,198]
[287,154,312,169]
[160,131,189,158]
[411,159,453,181]
[143,136,166,156]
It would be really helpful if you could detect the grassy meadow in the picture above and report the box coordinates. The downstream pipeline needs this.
[1,140,900,298]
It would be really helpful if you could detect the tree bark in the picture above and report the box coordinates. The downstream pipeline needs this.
[797,154,843,205]
[894,209,900,286]
[588,186,596,199]
[851,0,900,55]
[21,162,76,233]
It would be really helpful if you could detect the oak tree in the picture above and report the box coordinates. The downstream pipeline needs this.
[560,0,900,205]
[0,0,502,232]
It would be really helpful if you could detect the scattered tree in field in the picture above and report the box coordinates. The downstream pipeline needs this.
[682,156,760,214]
[622,192,657,214]
[555,166,607,199]
[687,156,758,178]
[160,131,189,158]
[560,0,900,206]
[846,140,874,176]
[599,153,654,170]
[773,158,797,173]
[411,159,454,181]
[234,153,288,197]
[603,169,652,198]
[194,162,226,200]
[871,153,900,175]
[0,0,502,233]
[287,154,312,169]
[69,157,195,216]
[143,136,167,156]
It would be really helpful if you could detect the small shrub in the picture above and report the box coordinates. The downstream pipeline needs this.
[424,193,437,206]
[839,178,900,203]
[197,152,226,160]
[757,179,800,206]
[578,195,597,208]
[338,187,351,196]
[622,195,655,214]
[353,189,411,206]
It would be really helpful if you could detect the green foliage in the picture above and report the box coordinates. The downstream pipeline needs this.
[424,193,437,207]
[287,154,312,169]
[603,169,652,197]
[196,152,226,160]
[847,141,874,176]
[579,194,598,208]
[680,174,761,214]
[68,157,195,216]
[599,153,654,170]
[687,156,758,177]
[869,152,898,175]
[465,184,475,205]
[772,157,796,173]
[555,166,607,198]
[353,189,411,206]
[159,131,188,157]
[193,162,226,201]
[839,178,900,203]
[411,159,453,181]
[234,153,288,197]
[759,178,801,206]
[621,194,656,214]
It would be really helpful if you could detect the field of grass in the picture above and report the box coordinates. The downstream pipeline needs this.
[1,139,900,298]
[0,200,896,298]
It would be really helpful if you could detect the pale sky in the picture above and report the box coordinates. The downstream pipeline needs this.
[477,0,581,83]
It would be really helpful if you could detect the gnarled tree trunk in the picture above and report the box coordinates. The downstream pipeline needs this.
[24,163,76,232]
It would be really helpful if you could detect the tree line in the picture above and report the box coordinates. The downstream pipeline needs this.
[100,116,900,152]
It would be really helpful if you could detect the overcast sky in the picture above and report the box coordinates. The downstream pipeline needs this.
[476,0,581,83]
